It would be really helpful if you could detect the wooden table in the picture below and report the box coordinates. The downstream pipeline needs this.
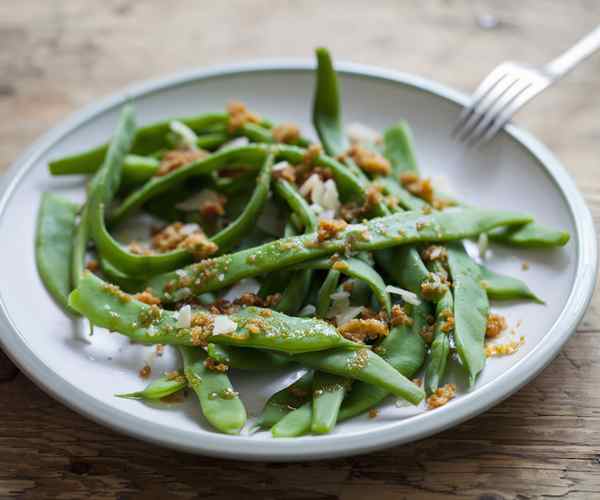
[1,2,598,498]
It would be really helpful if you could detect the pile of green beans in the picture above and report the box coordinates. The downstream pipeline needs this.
[35,47,568,437]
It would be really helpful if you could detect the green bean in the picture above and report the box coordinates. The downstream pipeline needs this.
[382,121,419,175]
[374,177,427,211]
[273,180,317,314]
[311,372,348,434]
[68,272,357,353]
[71,206,88,289]
[424,290,453,395]
[99,258,145,293]
[489,222,570,248]
[116,372,187,400]
[271,401,312,438]
[479,264,543,303]
[447,243,489,385]
[35,193,79,312]
[212,153,274,253]
[313,47,349,157]
[296,257,391,314]
[179,346,246,435]
[317,269,341,317]
[49,113,229,176]
[294,347,425,405]
[110,145,267,227]
[257,371,314,429]
[338,301,429,421]
[149,207,532,300]
[120,154,160,186]
[207,343,291,370]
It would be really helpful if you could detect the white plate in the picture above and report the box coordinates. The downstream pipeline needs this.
[0,61,596,461]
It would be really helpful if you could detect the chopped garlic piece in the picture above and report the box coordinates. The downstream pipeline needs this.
[385,285,421,305]
[169,120,198,150]
[346,122,381,144]
[213,315,238,335]
[175,304,192,328]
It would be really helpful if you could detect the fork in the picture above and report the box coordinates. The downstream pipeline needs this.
[454,25,600,147]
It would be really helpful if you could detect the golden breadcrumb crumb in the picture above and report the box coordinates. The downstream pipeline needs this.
[227,100,261,133]
[85,259,99,273]
[427,384,456,409]
[139,365,151,379]
[134,290,161,306]
[421,245,448,263]
[390,304,413,327]
[338,319,389,343]
[179,233,218,259]
[522,261,530,271]
[128,241,153,256]
[303,144,323,166]
[485,336,525,357]
[486,313,507,338]
[440,308,455,333]
[412,378,423,387]
[155,344,165,356]
[420,324,435,344]
[368,408,379,419]
[272,164,297,183]
[348,145,391,175]
[204,357,229,372]
[199,192,227,218]
[157,149,208,177]
[272,123,301,144]
[317,219,348,242]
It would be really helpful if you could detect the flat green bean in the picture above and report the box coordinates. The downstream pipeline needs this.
[489,222,570,248]
[207,343,291,371]
[116,372,187,400]
[479,264,543,303]
[257,371,314,429]
[311,372,348,434]
[271,401,312,438]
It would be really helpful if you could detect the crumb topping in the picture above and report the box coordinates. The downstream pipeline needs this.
[134,290,161,306]
[390,304,413,327]
[427,383,456,409]
[157,149,208,177]
[486,313,507,338]
[317,218,348,242]
[338,318,389,343]
[139,364,151,379]
[348,145,391,175]
[272,122,301,144]
[204,357,229,372]
[227,100,261,133]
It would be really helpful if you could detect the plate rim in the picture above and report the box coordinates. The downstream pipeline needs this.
[0,59,596,461]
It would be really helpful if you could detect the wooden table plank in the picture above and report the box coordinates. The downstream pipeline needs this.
[0,1,598,498]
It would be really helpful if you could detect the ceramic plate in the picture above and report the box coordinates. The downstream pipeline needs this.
[0,61,596,461]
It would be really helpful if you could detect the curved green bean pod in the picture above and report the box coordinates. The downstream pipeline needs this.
[311,372,348,434]
[149,207,532,300]
[424,290,453,395]
[374,177,427,212]
[179,346,246,435]
[383,121,419,175]
[337,301,429,421]
[294,347,425,405]
[49,113,229,176]
[211,152,274,253]
[35,193,79,311]
[447,243,489,385]
[100,258,146,293]
[316,269,341,317]
[116,372,187,400]
[489,222,570,248]
[271,401,312,438]
[207,343,291,371]
[479,264,543,303]
[296,257,391,314]
[68,272,356,353]
[375,246,430,295]
[313,47,349,157]
[110,144,267,226]
[257,371,314,429]
[71,206,88,289]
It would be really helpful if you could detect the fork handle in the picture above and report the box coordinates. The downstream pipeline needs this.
[545,25,600,78]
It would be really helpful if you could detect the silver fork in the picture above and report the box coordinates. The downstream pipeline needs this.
[454,25,600,147]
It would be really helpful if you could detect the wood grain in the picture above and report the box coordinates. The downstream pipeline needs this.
[0,1,598,498]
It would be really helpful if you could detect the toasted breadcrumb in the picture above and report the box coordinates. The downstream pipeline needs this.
[485,336,525,357]
[85,259,99,273]
[420,272,450,301]
[317,219,348,242]
[227,100,261,133]
[421,245,448,263]
[427,384,456,409]
[368,408,379,419]
[440,309,455,333]
[303,144,323,166]
[348,145,391,175]
[390,304,413,327]
[199,192,227,218]
[360,307,388,322]
[338,319,389,343]
[155,344,165,356]
[366,185,383,206]
[486,313,507,338]
[204,357,229,372]
[128,241,153,256]
[179,232,219,259]
[134,290,161,306]
[412,378,423,387]
[151,223,218,259]
[264,293,282,308]
[272,123,301,144]
[522,261,530,271]
[420,324,435,344]
[157,149,208,177]
[165,370,183,381]
[272,164,297,183]
[139,365,151,379]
